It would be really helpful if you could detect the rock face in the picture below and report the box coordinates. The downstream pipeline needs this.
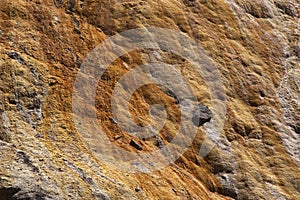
[0,0,299,199]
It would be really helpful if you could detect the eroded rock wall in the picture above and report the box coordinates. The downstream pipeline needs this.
[0,0,299,199]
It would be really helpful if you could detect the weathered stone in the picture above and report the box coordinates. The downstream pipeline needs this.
[274,1,298,17]
[192,104,213,127]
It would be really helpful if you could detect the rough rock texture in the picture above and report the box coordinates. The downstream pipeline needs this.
[0,0,299,199]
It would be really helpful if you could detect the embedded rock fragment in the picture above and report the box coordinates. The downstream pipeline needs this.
[192,104,213,127]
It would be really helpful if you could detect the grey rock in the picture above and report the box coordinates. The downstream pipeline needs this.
[6,52,25,65]
[192,104,213,127]
[13,190,48,200]
[275,1,298,17]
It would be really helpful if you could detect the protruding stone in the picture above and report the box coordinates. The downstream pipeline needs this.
[192,104,213,127]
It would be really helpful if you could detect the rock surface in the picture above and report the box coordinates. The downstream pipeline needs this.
[0,0,299,199]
